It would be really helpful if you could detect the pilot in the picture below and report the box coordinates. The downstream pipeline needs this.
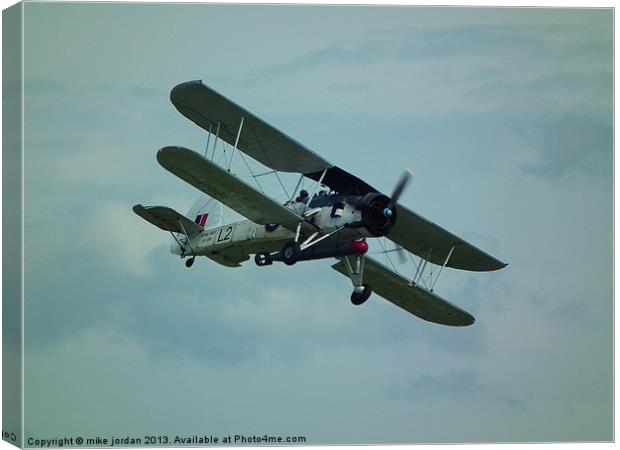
[291,189,309,214]
[295,189,309,204]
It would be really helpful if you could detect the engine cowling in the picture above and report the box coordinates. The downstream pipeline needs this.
[355,193,397,236]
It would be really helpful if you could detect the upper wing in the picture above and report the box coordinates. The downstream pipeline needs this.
[332,256,475,326]
[170,80,378,195]
[133,204,203,236]
[170,80,505,268]
[387,204,507,272]
[171,80,332,173]
[157,146,318,234]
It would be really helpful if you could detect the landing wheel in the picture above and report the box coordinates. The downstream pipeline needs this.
[281,241,301,266]
[185,257,195,268]
[351,284,372,305]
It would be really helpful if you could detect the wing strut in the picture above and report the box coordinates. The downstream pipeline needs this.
[411,247,432,286]
[204,122,212,157]
[177,218,196,255]
[408,243,456,292]
[431,244,456,291]
[211,121,221,160]
[170,231,185,254]
[228,116,245,172]
[307,169,327,201]
[289,173,304,203]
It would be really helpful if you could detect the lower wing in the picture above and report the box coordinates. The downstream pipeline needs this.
[157,146,318,234]
[332,256,475,326]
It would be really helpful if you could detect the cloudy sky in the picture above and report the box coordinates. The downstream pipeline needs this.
[17,3,612,445]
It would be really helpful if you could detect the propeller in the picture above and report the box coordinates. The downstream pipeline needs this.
[359,169,413,236]
[383,169,413,218]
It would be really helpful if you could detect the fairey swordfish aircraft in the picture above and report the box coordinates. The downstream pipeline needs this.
[134,80,507,327]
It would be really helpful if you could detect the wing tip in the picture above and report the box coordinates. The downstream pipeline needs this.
[132,204,148,216]
[170,79,204,101]
[441,311,475,327]
[156,146,197,166]
[462,314,476,327]
[490,261,509,271]
[452,259,508,272]
[491,261,509,271]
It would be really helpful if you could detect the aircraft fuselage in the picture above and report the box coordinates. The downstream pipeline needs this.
[171,200,371,262]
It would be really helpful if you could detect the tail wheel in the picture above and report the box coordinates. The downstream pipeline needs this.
[281,241,301,266]
[185,257,195,268]
[351,284,372,305]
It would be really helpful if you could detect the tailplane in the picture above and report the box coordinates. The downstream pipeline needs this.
[133,196,224,258]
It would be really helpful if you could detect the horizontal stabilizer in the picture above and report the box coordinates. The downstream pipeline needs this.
[157,146,318,234]
[332,256,475,326]
[133,204,203,236]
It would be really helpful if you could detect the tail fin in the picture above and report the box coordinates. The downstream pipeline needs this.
[187,196,223,231]
[164,196,223,256]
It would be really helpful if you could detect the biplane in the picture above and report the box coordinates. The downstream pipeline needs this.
[134,80,507,327]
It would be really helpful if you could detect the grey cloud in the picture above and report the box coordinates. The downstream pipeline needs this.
[547,293,613,328]
[520,114,612,184]
[465,70,612,115]
[386,370,526,411]
[116,84,162,98]
[243,23,609,85]
[24,77,166,104]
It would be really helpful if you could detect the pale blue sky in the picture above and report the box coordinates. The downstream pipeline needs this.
[19,3,612,444]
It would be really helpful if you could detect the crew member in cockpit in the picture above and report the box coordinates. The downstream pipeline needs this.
[296,189,309,204]
[284,189,310,214]
[291,189,309,214]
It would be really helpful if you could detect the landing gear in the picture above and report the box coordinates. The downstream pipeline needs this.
[350,284,372,305]
[185,257,195,268]
[281,241,301,266]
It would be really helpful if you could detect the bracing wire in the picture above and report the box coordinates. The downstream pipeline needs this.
[274,172,290,200]
[246,121,290,199]
[215,139,227,166]
[378,238,398,273]
[407,251,422,286]
[207,119,293,201]
[236,149,266,193]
